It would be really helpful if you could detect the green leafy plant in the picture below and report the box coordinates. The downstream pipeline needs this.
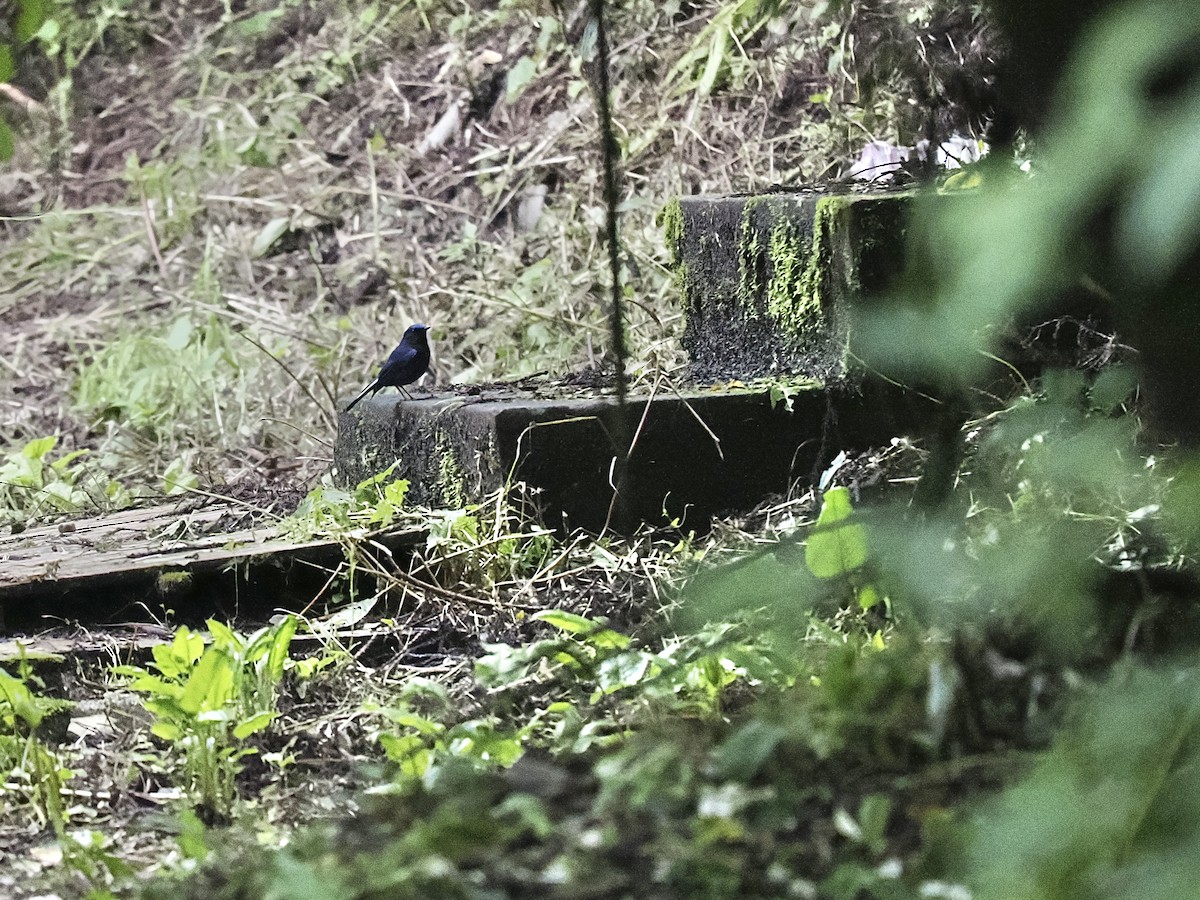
[0,0,50,159]
[0,656,74,833]
[0,435,126,525]
[962,664,1200,900]
[374,697,526,780]
[477,611,788,748]
[370,611,792,789]
[73,314,267,446]
[112,617,313,821]
[806,485,883,610]
[421,495,555,590]
[284,464,412,539]
[667,0,788,97]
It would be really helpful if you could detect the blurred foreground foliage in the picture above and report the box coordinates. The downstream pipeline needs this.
[131,1,1200,898]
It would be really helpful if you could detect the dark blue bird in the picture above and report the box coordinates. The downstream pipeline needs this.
[344,324,432,412]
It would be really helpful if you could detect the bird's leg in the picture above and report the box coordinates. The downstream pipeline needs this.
[398,385,413,400]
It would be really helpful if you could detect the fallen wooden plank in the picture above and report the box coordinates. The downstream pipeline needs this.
[0,500,422,626]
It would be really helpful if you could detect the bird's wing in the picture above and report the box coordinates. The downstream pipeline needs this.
[379,345,418,383]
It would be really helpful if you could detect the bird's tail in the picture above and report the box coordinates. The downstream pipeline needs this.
[343,381,376,413]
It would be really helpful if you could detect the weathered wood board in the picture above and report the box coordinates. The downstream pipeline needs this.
[0,500,421,628]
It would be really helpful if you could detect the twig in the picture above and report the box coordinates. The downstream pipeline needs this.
[235,329,338,428]
[361,550,544,612]
[138,184,169,282]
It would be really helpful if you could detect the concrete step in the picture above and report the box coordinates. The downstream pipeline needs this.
[333,383,931,533]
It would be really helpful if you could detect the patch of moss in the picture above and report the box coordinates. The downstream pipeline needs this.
[813,195,860,292]
[358,440,387,480]
[766,210,818,333]
[657,199,690,302]
[658,198,684,264]
[737,197,769,319]
[155,569,193,598]
[756,195,860,342]
[436,431,467,509]
[805,196,861,370]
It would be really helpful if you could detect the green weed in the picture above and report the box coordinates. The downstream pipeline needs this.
[284,464,413,539]
[0,656,74,833]
[0,435,127,525]
[74,315,262,440]
[111,616,327,821]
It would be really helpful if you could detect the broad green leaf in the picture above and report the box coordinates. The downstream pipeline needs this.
[805,486,869,578]
[505,55,537,104]
[292,655,334,679]
[379,732,430,777]
[180,649,234,714]
[162,457,198,495]
[164,317,193,352]
[233,710,276,739]
[264,616,297,683]
[151,721,183,741]
[21,436,56,460]
[231,9,284,37]
[534,609,596,634]
[697,26,729,96]
[596,651,655,693]
[40,481,79,509]
[382,478,409,508]
[1088,365,1138,413]
[145,698,185,720]
[535,610,631,649]
[448,721,524,766]
[386,710,444,736]
[252,217,290,257]
[155,628,204,677]
[856,583,881,610]
[243,624,273,661]
[0,46,14,83]
[15,0,49,42]
[0,672,42,729]
[126,674,182,698]
[711,719,787,781]
[207,619,242,655]
[50,449,88,472]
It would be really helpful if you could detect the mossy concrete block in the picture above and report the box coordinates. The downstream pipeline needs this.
[334,385,925,532]
[662,190,911,382]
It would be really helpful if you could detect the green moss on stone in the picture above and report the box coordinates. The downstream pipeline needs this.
[760,195,861,342]
[436,431,467,509]
[737,197,769,319]
[155,569,193,597]
[766,212,817,332]
[658,198,691,303]
[813,195,859,291]
[658,198,684,263]
[358,441,386,480]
